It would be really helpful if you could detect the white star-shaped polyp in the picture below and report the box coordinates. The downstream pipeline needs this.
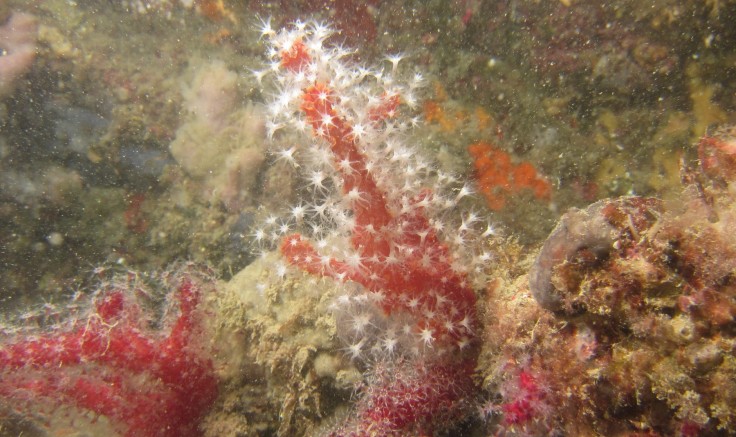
[419,328,434,347]
[321,114,334,128]
[346,338,365,360]
[351,123,367,141]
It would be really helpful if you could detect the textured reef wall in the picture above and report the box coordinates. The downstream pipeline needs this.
[479,128,736,435]
[1,0,736,436]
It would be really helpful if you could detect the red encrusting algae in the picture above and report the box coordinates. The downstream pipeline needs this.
[469,141,552,211]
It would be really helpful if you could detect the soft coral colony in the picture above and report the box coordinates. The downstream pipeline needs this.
[253,18,496,435]
[0,267,218,437]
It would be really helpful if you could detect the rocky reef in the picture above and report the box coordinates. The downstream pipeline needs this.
[0,0,735,436]
[480,127,736,435]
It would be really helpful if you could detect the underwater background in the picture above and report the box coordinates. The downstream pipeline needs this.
[1,0,735,436]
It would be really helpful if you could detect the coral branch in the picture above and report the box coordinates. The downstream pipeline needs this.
[329,359,476,436]
[300,82,393,245]
[0,270,218,437]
